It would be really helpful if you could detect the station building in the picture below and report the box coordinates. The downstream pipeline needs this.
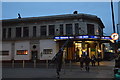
[1,13,114,61]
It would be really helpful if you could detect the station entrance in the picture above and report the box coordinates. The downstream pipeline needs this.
[58,40,104,60]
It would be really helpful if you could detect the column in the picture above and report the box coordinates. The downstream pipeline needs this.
[63,24,66,35]
[29,26,33,38]
[46,25,49,36]
[11,27,16,38]
[72,23,75,35]
[101,44,104,59]
[21,27,23,37]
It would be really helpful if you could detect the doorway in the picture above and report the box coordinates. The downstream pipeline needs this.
[31,51,38,60]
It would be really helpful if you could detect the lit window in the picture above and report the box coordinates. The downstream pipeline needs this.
[17,50,28,55]
[43,49,53,54]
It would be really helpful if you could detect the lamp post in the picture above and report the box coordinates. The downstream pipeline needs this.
[111,0,116,33]
[117,24,120,41]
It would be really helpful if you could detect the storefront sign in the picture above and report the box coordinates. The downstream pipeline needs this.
[54,35,112,40]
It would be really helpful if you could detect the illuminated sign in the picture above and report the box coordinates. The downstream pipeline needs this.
[54,35,112,40]
[111,33,119,40]
[101,37,112,39]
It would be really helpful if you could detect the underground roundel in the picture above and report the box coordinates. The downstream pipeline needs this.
[111,33,119,40]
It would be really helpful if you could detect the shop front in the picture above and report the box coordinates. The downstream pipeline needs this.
[54,35,113,60]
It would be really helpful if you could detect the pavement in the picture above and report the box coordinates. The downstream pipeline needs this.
[1,60,115,80]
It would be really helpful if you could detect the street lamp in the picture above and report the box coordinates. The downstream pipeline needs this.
[117,24,120,41]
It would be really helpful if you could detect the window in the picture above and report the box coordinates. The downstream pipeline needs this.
[41,26,46,36]
[75,23,79,35]
[8,28,11,38]
[43,49,53,54]
[49,25,55,35]
[16,27,21,38]
[66,24,73,35]
[60,24,63,35]
[2,28,6,38]
[23,27,29,37]
[17,50,28,55]
[0,51,9,55]
[87,24,94,35]
[98,27,103,36]
[33,26,36,37]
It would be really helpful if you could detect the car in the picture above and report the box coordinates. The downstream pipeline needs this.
[114,69,120,80]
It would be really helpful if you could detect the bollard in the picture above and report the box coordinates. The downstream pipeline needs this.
[46,60,48,68]
[69,60,72,71]
[34,60,36,68]
[63,59,66,74]
[23,60,25,68]
[12,59,14,68]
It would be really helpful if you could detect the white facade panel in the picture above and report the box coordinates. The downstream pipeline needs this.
[40,39,57,60]
[2,42,12,60]
[14,41,30,60]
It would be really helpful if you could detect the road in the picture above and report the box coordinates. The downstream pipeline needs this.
[2,60,115,80]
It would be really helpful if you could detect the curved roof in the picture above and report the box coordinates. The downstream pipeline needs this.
[2,13,105,28]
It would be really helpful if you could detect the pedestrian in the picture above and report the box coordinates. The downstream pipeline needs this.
[97,56,101,66]
[75,47,79,62]
[79,56,84,70]
[91,55,96,66]
[84,56,91,72]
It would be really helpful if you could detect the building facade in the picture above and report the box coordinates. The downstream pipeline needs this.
[2,14,113,61]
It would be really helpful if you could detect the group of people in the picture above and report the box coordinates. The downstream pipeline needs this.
[79,55,101,72]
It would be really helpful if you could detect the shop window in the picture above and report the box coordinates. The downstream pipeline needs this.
[75,23,79,35]
[8,28,11,38]
[23,27,29,37]
[33,26,36,37]
[17,50,28,55]
[60,24,63,35]
[66,24,73,35]
[43,49,53,54]
[2,28,6,39]
[0,51,9,55]
[16,27,21,38]
[49,25,55,36]
[87,24,94,35]
[41,26,46,36]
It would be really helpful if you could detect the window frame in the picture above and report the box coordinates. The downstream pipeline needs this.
[40,26,47,36]
[16,27,22,38]
[49,25,55,36]
[43,49,53,54]
[16,50,28,55]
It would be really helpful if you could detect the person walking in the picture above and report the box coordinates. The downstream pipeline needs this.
[91,55,96,66]
[97,56,101,66]
[79,56,84,70]
[84,56,91,72]
[75,47,79,62]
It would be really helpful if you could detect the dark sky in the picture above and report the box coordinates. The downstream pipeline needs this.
[2,2,118,36]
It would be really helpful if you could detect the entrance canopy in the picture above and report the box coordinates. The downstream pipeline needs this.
[54,35,114,43]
